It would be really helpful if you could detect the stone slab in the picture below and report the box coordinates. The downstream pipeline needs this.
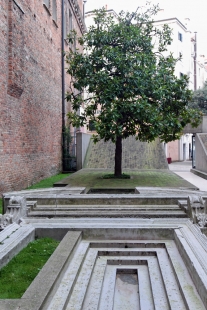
[0,224,35,269]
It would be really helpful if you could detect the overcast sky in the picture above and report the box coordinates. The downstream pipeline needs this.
[85,0,207,56]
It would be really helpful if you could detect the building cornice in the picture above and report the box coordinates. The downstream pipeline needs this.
[154,17,187,32]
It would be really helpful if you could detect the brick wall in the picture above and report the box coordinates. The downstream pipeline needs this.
[0,0,85,194]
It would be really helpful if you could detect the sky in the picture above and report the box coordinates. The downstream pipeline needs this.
[85,0,207,56]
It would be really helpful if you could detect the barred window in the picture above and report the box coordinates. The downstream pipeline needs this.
[52,0,57,22]
[69,9,73,32]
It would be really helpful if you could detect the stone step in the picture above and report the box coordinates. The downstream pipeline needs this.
[165,240,206,309]
[32,204,181,211]
[26,195,184,206]
[71,244,205,309]
[177,199,188,212]
[27,209,187,218]
[46,242,90,310]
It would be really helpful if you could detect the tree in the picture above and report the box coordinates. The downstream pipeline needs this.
[188,81,207,115]
[66,4,201,177]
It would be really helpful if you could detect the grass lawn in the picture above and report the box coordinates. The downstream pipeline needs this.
[0,174,71,214]
[54,168,196,189]
[27,173,71,190]
[0,238,59,299]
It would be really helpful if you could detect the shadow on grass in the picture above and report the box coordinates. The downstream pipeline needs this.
[27,173,71,190]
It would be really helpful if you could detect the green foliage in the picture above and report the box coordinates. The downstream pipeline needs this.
[188,81,207,115]
[0,238,59,299]
[27,173,70,189]
[66,4,202,176]
[66,4,201,144]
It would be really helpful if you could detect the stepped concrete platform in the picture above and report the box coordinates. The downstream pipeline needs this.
[1,186,207,309]
[1,221,207,310]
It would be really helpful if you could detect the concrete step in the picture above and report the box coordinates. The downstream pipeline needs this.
[26,195,185,206]
[177,199,188,212]
[32,204,182,211]
[27,209,187,218]
[46,242,90,310]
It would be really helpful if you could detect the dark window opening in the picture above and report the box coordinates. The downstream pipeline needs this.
[178,32,183,42]
[88,120,96,131]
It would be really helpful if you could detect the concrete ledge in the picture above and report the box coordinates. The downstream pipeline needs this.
[0,231,82,310]
[191,168,207,180]
[174,227,207,309]
[0,224,35,269]
[22,231,82,309]
[0,221,207,309]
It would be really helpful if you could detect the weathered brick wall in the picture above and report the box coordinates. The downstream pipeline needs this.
[0,0,84,194]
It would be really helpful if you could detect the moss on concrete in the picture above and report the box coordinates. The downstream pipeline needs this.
[54,168,197,189]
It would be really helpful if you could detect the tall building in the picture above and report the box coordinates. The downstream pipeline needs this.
[0,0,85,194]
[154,12,207,162]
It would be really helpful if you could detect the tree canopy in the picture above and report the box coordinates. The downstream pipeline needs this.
[66,4,201,176]
[188,81,207,115]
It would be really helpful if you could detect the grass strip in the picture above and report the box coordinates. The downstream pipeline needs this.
[27,173,71,189]
[0,238,59,299]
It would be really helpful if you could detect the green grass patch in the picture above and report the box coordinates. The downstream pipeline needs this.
[0,198,2,214]
[0,238,59,299]
[60,168,196,189]
[27,173,71,189]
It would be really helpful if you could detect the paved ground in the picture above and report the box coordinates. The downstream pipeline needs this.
[169,160,207,191]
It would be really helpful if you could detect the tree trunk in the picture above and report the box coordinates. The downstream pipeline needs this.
[114,136,122,177]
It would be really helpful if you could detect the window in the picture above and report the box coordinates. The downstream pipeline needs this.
[178,32,183,42]
[180,72,184,78]
[64,11,67,39]
[43,0,50,8]
[68,9,75,49]
[88,120,96,131]
[52,0,57,22]
[69,9,73,32]
[64,9,72,40]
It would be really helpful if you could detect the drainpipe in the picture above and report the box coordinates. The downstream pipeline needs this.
[194,32,197,91]
[61,0,66,171]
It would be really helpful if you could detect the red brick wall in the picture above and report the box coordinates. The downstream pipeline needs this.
[0,0,84,194]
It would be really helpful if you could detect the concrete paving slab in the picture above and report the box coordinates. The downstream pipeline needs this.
[169,161,207,192]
